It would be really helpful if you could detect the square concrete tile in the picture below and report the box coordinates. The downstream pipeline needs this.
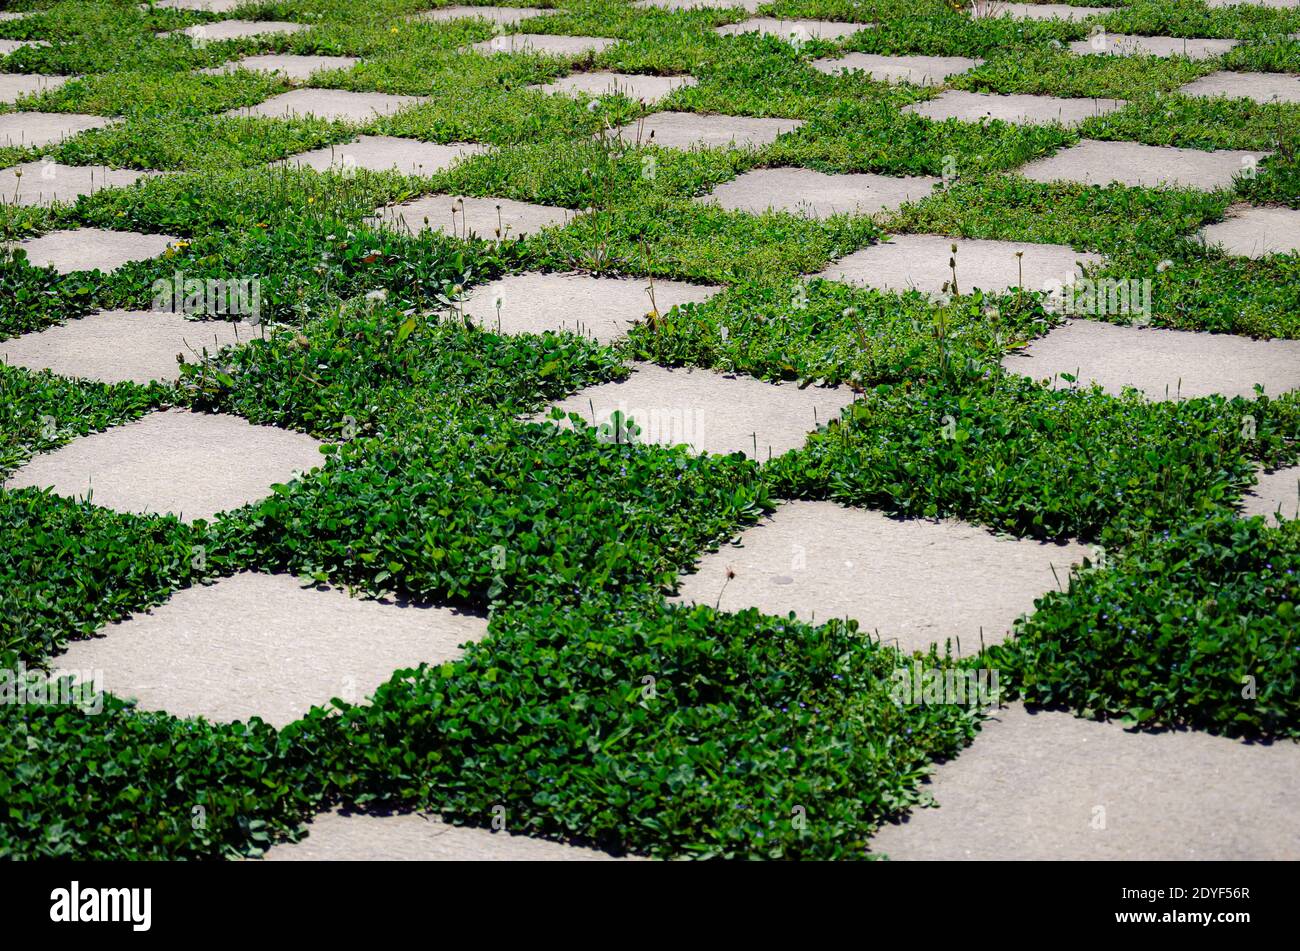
[1240,465,1300,524]
[200,54,360,81]
[470,34,616,56]
[637,0,762,9]
[56,572,487,728]
[278,135,486,174]
[715,17,873,43]
[416,5,548,25]
[535,363,855,460]
[0,161,156,206]
[0,10,30,19]
[369,194,574,240]
[263,809,630,861]
[818,234,1100,296]
[1018,139,1269,190]
[1178,70,1300,105]
[530,71,696,103]
[155,0,244,10]
[695,167,939,218]
[5,408,324,522]
[811,53,983,86]
[671,501,1087,655]
[0,73,71,104]
[1068,34,1238,60]
[17,229,179,275]
[230,88,429,122]
[1003,319,1300,400]
[971,2,1109,20]
[177,20,309,44]
[0,40,47,56]
[0,311,247,385]
[459,273,720,343]
[904,90,1125,127]
[611,111,802,150]
[1197,205,1300,258]
[869,703,1300,860]
[0,112,112,148]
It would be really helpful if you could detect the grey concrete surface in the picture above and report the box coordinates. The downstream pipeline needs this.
[0,73,70,104]
[1068,34,1238,59]
[818,233,1099,295]
[200,54,360,81]
[417,5,547,25]
[715,17,873,42]
[57,572,489,727]
[904,89,1125,126]
[694,166,939,217]
[671,501,1087,655]
[811,53,983,86]
[278,135,486,174]
[0,161,156,206]
[230,88,428,122]
[263,809,633,860]
[1003,319,1300,400]
[531,70,695,103]
[177,20,308,43]
[458,272,719,342]
[1018,139,1268,190]
[0,112,112,148]
[0,310,248,385]
[5,408,325,522]
[1196,204,1300,258]
[16,228,178,274]
[534,362,855,459]
[370,193,574,239]
[1178,70,1300,104]
[610,110,802,150]
[1239,465,1300,524]
[869,703,1300,860]
[470,33,615,55]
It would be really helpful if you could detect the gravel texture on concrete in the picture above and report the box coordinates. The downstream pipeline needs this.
[262,809,633,860]
[811,53,983,85]
[869,703,1300,860]
[534,362,855,460]
[5,408,325,522]
[0,310,248,385]
[0,161,156,206]
[458,272,719,343]
[369,193,574,239]
[671,501,1087,655]
[610,111,803,150]
[1018,139,1268,190]
[818,233,1099,296]
[1003,318,1300,400]
[16,228,179,275]
[694,167,939,217]
[278,135,486,174]
[55,572,489,728]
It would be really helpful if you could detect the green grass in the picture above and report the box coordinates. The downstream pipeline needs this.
[989,514,1300,740]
